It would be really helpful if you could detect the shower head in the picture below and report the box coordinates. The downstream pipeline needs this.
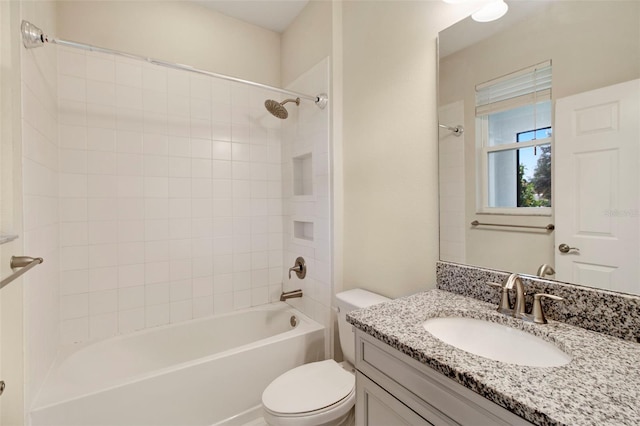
[264,98,300,119]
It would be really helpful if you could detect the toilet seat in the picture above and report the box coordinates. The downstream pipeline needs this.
[262,360,355,425]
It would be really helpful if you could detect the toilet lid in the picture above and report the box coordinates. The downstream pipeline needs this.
[262,360,355,415]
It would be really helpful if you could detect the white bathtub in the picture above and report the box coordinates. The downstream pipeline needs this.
[31,303,324,426]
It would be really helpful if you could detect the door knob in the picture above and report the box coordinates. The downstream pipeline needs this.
[558,243,580,254]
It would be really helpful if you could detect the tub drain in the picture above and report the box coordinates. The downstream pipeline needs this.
[290,315,298,327]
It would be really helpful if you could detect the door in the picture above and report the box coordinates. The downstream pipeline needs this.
[555,79,640,293]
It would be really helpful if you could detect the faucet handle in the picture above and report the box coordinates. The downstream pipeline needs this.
[487,281,512,314]
[288,257,306,279]
[530,293,565,324]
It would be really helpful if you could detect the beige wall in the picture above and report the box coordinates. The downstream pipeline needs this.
[341,1,474,298]
[56,1,281,87]
[0,1,25,423]
[439,1,640,275]
[281,1,333,88]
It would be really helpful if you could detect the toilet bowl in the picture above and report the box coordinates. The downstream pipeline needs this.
[261,289,390,426]
[262,360,355,426]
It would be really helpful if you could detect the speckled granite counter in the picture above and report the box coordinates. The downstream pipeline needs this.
[347,289,640,426]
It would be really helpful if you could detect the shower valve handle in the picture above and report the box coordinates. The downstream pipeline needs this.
[288,257,306,279]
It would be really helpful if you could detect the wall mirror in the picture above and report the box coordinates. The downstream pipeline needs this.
[438,0,640,295]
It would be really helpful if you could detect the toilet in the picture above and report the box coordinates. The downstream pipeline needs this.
[262,289,390,426]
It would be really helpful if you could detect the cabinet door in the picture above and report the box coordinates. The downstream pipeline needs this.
[356,372,432,426]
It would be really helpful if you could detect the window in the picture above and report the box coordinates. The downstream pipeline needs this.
[476,61,552,213]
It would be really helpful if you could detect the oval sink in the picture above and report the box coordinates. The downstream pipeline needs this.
[423,317,571,367]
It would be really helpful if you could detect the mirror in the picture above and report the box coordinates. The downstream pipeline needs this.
[438,1,640,294]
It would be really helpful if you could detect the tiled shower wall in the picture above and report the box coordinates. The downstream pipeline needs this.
[281,58,332,355]
[57,47,286,344]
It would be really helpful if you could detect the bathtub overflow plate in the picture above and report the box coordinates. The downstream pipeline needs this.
[290,315,298,327]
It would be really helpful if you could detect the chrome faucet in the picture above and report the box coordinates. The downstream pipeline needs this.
[536,264,555,277]
[280,289,303,301]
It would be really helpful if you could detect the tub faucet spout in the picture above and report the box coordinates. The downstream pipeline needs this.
[280,289,303,301]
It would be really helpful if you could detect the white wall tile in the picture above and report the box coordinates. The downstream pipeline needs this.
[143,90,167,115]
[118,308,145,333]
[60,173,88,197]
[87,81,116,106]
[59,75,86,102]
[89,313,118,340]
[116,62,142,88]
[89,290,118,315]
[88,175,117,198]
[89,267,118,292]
[118,264,145,288]
[59,50,86,78]
[117,130,143,153]
[145,282,170,306]
[233,290,251,310]
[145,261,170,284]
[61,246,89,271]
[118,220,145,242]
[61,294,89,320]
[87,56,115,83]
[87,151,116,175]
[60,125,87,150]
[118,286,145,310]
[86,104,116,129]
[145,240,169,262]
[57,50,291,344]
[61,318,89,345]
[170,239,193,260]
[60,149,87,174]
[88,198,118,221]
[170,300,193,323]
[193,296,214,318]
[61,270,89,295]
[170,280,193,302]
[60,222,88,246]
[118,242,145,265]
[89,243,118,268]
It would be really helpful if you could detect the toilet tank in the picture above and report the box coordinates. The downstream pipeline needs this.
[335,289,390,365]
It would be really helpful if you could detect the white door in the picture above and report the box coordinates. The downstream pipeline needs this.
[555,79,640,293]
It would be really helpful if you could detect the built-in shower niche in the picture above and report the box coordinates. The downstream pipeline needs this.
[293,220,314,246]
[293,153,313,198]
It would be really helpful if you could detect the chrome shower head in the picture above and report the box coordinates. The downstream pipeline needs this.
[264,98,300,119]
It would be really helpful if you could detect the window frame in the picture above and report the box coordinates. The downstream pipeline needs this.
[475,62,553,216]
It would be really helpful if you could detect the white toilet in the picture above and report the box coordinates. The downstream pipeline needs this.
[261,289,390,426]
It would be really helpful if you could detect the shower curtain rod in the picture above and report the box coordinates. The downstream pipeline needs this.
[20,20,328,108]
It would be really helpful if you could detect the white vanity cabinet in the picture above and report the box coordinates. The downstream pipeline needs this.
[354,330,534,426]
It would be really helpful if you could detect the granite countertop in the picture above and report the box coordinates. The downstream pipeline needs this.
[347,289,640,426]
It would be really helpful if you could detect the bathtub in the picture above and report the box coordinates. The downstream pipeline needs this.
[30,303,324,426]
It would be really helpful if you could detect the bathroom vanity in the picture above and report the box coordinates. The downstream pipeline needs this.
[348,289,640,426]
[354,330,530,425]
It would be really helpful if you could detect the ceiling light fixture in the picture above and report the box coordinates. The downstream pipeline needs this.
[472,0,509,22]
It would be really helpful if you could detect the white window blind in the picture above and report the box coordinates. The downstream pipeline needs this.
[476,61,552,116]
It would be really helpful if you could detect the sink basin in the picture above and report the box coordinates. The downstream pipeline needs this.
[423,317,571,367]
